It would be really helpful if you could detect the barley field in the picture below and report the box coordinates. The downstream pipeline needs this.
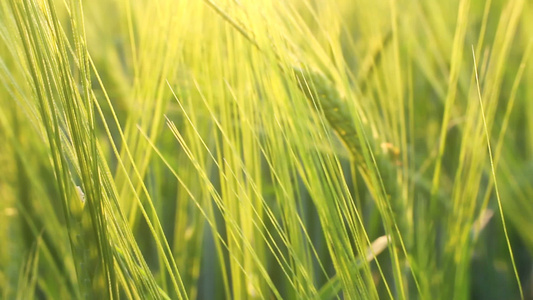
[1,0,532,299]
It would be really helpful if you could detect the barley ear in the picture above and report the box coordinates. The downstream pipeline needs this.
[292,66,364,162]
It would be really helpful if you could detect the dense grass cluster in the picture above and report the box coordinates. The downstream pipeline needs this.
[1,0,533,299]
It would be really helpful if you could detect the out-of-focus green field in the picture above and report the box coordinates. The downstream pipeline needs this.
[1,0,532,299]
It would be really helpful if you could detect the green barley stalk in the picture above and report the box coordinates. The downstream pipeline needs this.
[291,65,414,295]
[203,0,406,227]
[203,0,415,295]
[5,0,187,298]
